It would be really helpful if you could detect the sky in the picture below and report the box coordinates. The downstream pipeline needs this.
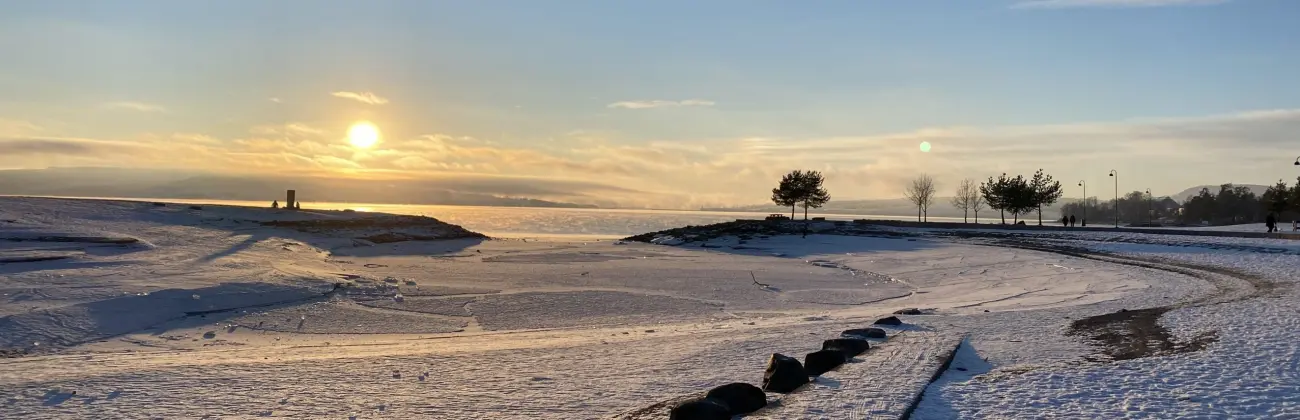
[1,0,1298,209]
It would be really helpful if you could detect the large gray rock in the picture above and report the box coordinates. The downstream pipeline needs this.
[705,382,766,415]
[762,353,809,393]
[822,338,870,358]
[804,349,847,376]
[843,327,887,339]
[874,316,903,326]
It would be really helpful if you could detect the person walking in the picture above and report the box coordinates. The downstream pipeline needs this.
[1069,215,1077,227]
[1061,215,1069,227]
[1266,212,1277,233]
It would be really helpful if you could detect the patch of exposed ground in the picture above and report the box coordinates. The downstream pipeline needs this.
[968,237,1273,362]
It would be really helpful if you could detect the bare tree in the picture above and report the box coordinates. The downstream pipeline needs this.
[950,178,981,223]
[904,174,937,222]
[971,187,986,224]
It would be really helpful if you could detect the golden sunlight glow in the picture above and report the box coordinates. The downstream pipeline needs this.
[347,122,381,148]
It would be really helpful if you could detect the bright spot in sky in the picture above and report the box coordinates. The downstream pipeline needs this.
[919,141,932,153]
[347,122,380,148]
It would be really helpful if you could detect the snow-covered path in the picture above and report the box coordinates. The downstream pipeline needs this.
[4,197,1299,418]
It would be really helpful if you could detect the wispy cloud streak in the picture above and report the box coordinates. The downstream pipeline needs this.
[330,91,389,105]
[607,99,716,109]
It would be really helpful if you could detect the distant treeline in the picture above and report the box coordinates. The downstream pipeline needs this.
[1060,178,1300,225]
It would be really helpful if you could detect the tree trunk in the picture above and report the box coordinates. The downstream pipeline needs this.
[1000,209,1006,224]
[917,206,921,222]
[963,209,968,223]
[923,207,928,222]
[975,210,979,224]
[802,203,809,238]
[1037,206,1043,226]
[790,205,795,220]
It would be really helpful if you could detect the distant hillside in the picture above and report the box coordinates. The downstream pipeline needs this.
[1169,184,1270,203]
[0,168,597,209]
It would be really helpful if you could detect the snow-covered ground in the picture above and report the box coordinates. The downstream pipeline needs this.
[2,197,1298,419]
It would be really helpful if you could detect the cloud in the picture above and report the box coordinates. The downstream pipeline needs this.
[171,133,222,145]
[4,108,1297,208]
[0,136,139,156]
[330,91,389,105]
[268,97,282,103]
[249,123,328,137]
[0,118,42,135]
[607,99,716,109]
[101,101,167,113]
[1012,0,1228,9]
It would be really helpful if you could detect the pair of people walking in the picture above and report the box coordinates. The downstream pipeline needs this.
[1060,215,1078,227]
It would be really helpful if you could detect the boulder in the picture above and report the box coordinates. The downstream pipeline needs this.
[762,353,809,393]
[669,398,731,420]
[822,338,870,357]
[842,328,887,339]
[804,349,847,376]
[705,382,767,415]
[873,316,903,326]
[893,308,923,315]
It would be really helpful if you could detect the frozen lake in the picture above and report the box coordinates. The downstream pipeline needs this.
[27,196,966,238]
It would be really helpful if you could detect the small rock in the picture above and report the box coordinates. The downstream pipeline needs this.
[873,316,903,326]
[804,349,847,376]
[762,353,809,393]
[669,398,731,420]
[893,308,923,315]
[202,331,216,339]
[842,328,887,339]
[822,338,870,358]
[644,330,656,333]
[705,383,767,415]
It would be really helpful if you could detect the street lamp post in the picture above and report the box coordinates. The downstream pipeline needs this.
[1108,170,1118,228]
[1078,180,1086,226]
[1146,188,1153,226]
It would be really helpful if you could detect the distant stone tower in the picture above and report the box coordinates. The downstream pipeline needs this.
[286,190,297,210]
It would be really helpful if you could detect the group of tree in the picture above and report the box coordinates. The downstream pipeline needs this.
[771,170,831,236]
[767,170,1300,230]
[1059,179,1300,227]
[977,170,1063,225]
[949,178,985,223]
[1060,192,1178,226]
[903,174,937,222]
[1182,179,1300,225]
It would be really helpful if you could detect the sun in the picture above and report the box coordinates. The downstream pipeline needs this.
[347,122,380,148]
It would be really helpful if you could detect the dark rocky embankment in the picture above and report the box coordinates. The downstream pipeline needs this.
[261,215,488,243]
